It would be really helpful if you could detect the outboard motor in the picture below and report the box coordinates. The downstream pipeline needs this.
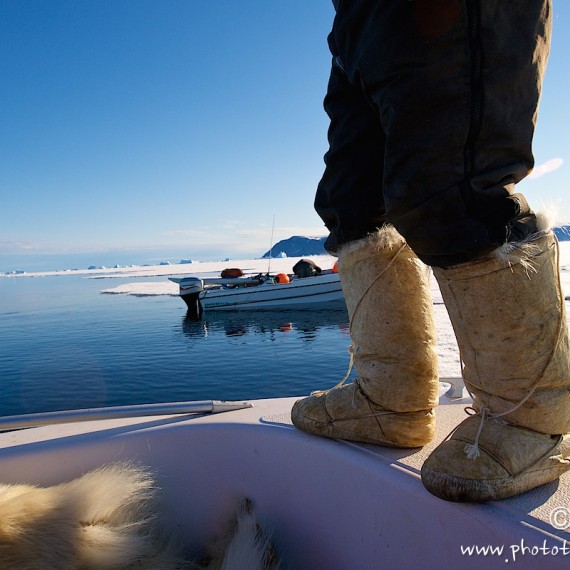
[178,278,204,321]
[185,292,203,321]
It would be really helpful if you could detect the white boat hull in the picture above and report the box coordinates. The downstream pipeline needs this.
[172,272,345,312]
[1,390,568,569]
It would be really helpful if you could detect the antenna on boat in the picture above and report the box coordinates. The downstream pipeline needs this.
[267,214,275,275]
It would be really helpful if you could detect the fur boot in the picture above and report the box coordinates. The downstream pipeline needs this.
[291,225,439,447]
[422,229,570,501]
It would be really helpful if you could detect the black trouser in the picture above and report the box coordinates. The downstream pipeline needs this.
[315,0,551,267]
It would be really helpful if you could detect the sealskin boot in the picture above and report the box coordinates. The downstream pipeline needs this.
[291,225,439,447]
[422,229,570,501]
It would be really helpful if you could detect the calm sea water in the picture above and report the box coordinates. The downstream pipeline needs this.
[0,274,353,417]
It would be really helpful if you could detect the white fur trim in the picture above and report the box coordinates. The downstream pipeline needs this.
[535,208,555,232]
[493,209,556,272]
[338,224,407,260]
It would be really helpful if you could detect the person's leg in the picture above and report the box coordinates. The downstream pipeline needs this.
[292,26,439,448]
[337,0,569,500]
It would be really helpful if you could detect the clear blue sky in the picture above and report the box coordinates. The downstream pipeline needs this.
[1,1,568,272]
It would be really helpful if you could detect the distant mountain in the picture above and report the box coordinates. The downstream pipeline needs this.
[262,236,327,258]
[554,225,570,241]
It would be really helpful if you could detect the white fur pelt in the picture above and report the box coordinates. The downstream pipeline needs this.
[0,463,186,569]
[0,463,279,570]
[204,499,278,570]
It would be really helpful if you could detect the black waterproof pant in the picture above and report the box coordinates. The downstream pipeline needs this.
[315,0,551,267]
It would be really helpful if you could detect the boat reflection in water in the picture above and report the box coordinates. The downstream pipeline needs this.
[177,307,353,401]
[181,307,350,341]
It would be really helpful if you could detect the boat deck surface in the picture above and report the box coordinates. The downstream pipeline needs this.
[0,390,569,569]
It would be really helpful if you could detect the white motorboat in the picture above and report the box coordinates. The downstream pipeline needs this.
[169,270,344,317]
[1,380,569,569]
